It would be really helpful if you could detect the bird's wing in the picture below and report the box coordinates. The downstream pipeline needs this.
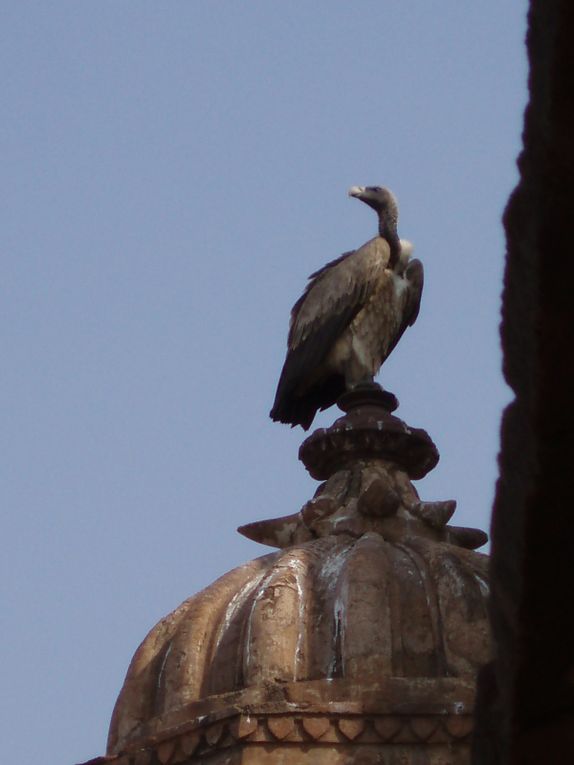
[288,237,390,351]
[271,239,390,413]
[382,257,424,361]
[404,257,424,326]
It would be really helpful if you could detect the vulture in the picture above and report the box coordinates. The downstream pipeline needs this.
[270,185,423,430]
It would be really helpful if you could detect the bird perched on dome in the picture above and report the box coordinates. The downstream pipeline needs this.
[270,185,423,430]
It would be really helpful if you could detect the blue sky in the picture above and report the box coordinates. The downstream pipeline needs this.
[2,3,528,762]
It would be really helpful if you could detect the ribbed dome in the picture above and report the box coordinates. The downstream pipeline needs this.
[108,529,488,753]
[106,392,490,762]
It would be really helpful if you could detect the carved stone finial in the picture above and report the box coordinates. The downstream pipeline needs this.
[299,384,439,481]
[240,390,487,552]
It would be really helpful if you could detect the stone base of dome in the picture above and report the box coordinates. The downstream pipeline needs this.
[99,677,477,765]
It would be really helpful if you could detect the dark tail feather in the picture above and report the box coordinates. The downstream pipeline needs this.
[270,397,317,431]
[270,374,345,430]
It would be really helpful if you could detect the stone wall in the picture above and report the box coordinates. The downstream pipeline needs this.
[473,2,574,762]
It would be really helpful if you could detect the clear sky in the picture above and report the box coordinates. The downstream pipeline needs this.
[2,3,528,763]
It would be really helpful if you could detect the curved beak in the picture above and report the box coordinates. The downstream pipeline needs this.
[348,185,366,198]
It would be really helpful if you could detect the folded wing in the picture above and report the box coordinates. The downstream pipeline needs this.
[270,238,391,429]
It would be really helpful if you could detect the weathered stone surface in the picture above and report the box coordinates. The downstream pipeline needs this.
[179,732,200,756]
[445,526,489,551]
[157,738,176,764]
[106,521,489,758]
[413,500,456,529]
[88,374,490,765]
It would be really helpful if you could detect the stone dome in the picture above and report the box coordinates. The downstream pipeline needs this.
[108,531,488,755]
[104,391,490,764]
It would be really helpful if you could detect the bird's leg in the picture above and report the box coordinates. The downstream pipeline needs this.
[343,365,377,391]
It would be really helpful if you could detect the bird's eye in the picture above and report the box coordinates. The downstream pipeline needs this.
[372,186,382,193]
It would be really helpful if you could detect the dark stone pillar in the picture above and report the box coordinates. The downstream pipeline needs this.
[473,2,574,762]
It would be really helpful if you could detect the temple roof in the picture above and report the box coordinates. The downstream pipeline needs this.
[103,389,490,764]
[108,531,488,755]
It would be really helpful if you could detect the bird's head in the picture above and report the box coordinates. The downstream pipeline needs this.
[348,185,399,223]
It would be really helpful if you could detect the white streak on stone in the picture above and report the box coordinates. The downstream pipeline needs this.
[321,544,353,679]
[243,567,276,677]
[212,570,267,661]
[292,559,307,680]
[156,641,173,691]
[473,572,489,597]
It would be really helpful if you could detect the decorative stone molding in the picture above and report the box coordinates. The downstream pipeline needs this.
[103,712,474,765]
[299,387,439,481]
[91,679,477,765]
